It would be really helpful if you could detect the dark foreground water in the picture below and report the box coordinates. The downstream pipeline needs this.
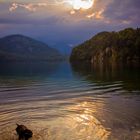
[0,62,140,140]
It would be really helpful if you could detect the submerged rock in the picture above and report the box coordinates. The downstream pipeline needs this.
[16,124,33,140]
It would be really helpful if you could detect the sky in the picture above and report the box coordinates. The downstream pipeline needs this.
[0,0,140,54]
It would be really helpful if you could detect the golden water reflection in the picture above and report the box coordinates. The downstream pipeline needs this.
[0,98,111,140]
[1,95,140,140]
[31,99,111,140]
[63,101,110,140]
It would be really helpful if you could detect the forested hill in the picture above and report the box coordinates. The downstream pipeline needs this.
[0,35,63,61]
[70,28,140,65]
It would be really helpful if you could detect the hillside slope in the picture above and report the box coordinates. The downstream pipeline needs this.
[0,35,63,61]
[70,28,140,65]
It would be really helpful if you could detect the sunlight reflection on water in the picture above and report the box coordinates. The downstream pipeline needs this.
[0,62,140,140]
[0,99,110,140]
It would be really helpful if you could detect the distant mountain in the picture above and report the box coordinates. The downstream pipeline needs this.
[51,44,72,56]
[0,35,63,61]
[70,28,140,65]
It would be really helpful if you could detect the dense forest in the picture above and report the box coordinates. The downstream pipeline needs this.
[70,28,140,65]
[0,35,63,61]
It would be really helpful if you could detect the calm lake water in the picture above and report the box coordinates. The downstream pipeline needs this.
[0,62,140,140]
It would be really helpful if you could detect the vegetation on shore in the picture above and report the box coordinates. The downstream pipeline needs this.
[70,28,140,65]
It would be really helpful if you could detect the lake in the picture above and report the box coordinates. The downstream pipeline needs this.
[0,62,140,140]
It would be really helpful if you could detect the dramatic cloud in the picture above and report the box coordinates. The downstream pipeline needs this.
[9,0,96,18]
[0,0,139,53]
[103,0,140,25]
[9,3,48,12]
[86,9,104,19]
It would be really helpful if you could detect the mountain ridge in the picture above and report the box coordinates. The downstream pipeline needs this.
[70,27,140,66]
[0,34,64,61]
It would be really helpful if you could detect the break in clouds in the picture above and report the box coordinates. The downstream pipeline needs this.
[0,0,139,48]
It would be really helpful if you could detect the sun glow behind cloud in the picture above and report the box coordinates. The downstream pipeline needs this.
[0,0,139,51]
[9,0,95,18]
[66,0,94,10]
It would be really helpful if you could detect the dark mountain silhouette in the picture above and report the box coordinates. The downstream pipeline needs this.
[0,34,63,61]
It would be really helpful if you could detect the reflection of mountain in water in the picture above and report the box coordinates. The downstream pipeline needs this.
[71,62,140,92]
[0,62,60,85]
[0,62,140,140]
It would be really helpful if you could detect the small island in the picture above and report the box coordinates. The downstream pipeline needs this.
[70,28,140,66]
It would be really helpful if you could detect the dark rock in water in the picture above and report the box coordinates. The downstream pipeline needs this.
[16,124,33,140]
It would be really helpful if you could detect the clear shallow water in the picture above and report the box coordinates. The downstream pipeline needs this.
[0,62,140,140]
